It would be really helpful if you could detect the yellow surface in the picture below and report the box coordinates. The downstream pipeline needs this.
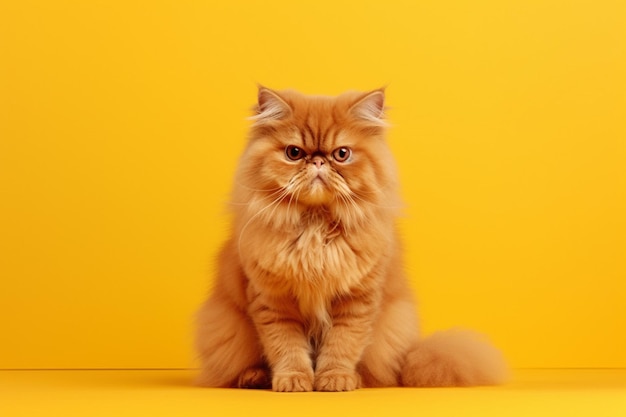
[0,370,625,417]
[1,0,625,369]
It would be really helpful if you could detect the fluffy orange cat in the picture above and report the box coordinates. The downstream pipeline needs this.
[195,87,507,391]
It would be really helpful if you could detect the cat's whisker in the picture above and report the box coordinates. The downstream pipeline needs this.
[331,177,401,210]
[351,180,396,195]
[286,183,302,222]
[332,187,361,226]
[292,176,307,215]
[236,188,290,254]
[350,191,402,209]
[285,175,305,219]
[231,184,293,207]
[325,177,362,224]
[266,185,296,227]
[235,181,285,193]
[343,194,365,222]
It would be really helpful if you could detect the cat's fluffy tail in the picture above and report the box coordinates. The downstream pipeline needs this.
[401,329,508,387]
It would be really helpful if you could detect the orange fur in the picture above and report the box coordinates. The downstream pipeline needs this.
[195,87,507,391]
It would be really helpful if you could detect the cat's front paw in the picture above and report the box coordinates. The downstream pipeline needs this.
[314,370,361,392]
[272,371,314,392]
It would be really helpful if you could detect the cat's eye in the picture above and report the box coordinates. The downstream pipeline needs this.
[285,145,305,161]
[332,147,352,162]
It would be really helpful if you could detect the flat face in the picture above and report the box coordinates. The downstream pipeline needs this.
[0,1,625,369]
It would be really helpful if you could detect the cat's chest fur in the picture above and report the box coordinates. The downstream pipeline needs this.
[292,209,342,252]
[243,208,380,318]
[277,209,357,284]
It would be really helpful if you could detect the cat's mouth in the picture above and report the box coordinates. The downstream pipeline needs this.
[309,175,329,191]
[311,174,327,185]
[300,172,332,205]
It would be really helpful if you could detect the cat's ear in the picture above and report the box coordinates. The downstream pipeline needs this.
[349,89,386,126]
[251,86,292,123]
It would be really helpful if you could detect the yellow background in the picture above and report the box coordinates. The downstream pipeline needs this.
[1,0,624,370]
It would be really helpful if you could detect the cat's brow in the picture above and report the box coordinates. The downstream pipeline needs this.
[319,122,332,147]
[302,122,316,149]
[297,125,311,148]
[299,115,339,151]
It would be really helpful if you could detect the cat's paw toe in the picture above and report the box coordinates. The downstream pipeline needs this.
[272,371,314,392]
[237,366,271,389]
[314,370,361,391]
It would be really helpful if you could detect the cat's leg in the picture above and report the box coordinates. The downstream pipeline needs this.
[195,295,268,388]
[313,291,382,391]
[357,297,419,387]
[248,290,314,392]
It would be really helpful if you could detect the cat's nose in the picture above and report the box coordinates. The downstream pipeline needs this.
[310,155,325,169]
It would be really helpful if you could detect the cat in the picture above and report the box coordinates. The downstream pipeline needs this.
[195,87,507,391]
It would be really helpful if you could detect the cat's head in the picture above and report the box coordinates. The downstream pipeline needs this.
[234,87,399,227]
